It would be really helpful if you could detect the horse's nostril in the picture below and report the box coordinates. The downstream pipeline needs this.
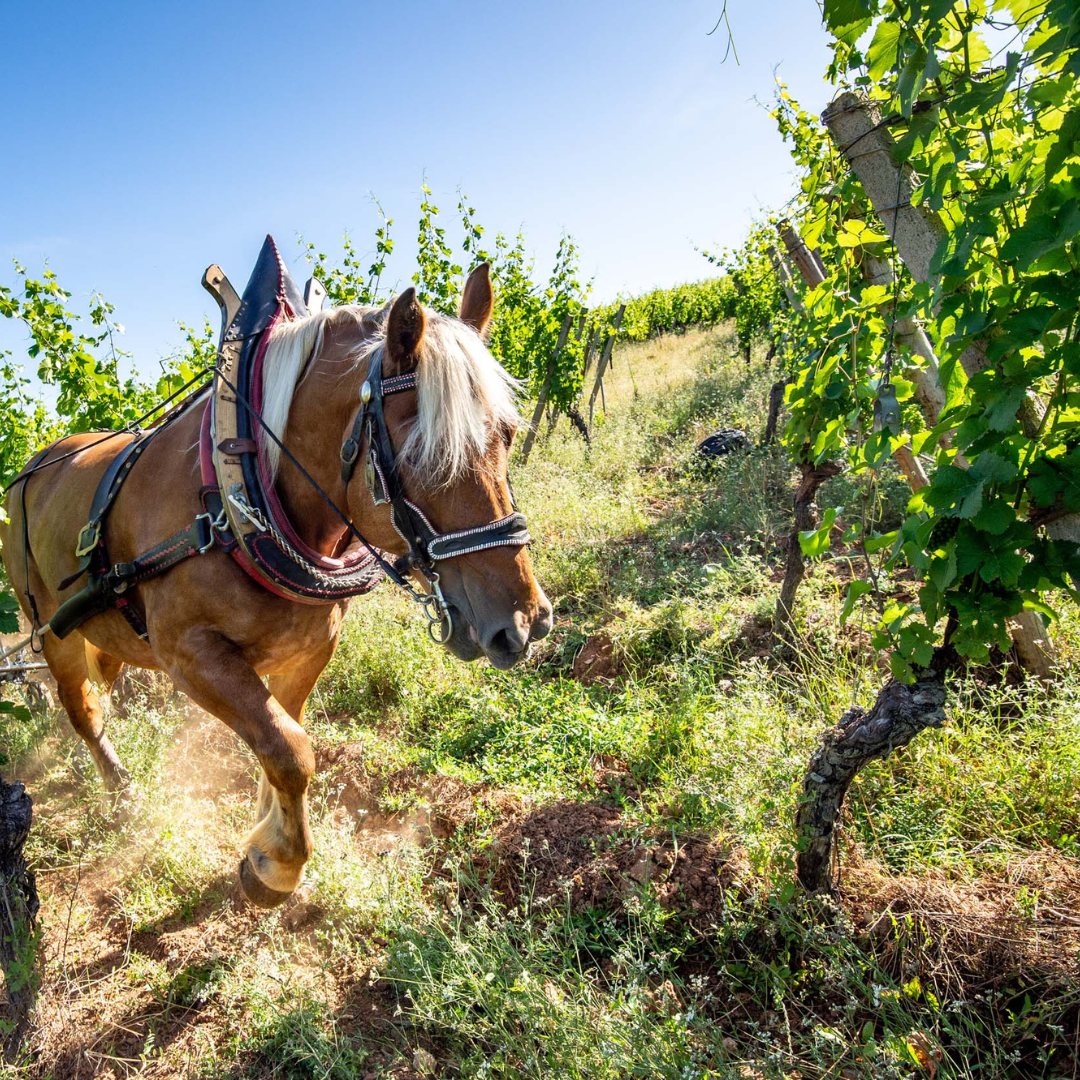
[530,603,554,641]
[487,626,527,657]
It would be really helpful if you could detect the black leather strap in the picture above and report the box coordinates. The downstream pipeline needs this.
[58,433,156,590]
[366,353,438,570]
[357,353,531,569]
[340,370,417,484]
[51,505,230,641]
[110,515,215,589]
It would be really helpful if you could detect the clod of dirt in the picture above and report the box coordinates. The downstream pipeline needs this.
[842,850,1080,991]
[572,633,621,684]
[490,800,748,928]
[590,753,637,797]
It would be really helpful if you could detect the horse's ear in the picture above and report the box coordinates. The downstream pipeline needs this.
[459,262,494,338]
[386,287,426,371]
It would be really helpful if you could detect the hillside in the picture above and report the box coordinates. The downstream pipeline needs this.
[4,325,1080,1079]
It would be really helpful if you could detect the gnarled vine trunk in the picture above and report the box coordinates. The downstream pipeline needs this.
[774,459,842,650]
[795,649,951,893]
[0,773,38,1062]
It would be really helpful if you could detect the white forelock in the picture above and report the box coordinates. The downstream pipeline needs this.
[260,303,521,485]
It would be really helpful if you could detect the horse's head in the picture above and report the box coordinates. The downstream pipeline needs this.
[342,265,553,668]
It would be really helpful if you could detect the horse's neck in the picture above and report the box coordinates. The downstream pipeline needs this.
[276,354,364,557]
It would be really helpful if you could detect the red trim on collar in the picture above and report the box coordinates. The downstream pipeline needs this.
[199,399,299,602]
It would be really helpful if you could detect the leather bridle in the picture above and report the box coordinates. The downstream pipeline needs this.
[339,350,531,643]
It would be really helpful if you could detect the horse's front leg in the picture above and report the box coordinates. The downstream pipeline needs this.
[249,660,333,830]
[161,629,319,908]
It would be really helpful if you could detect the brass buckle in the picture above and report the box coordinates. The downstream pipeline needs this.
[75,523,100,558]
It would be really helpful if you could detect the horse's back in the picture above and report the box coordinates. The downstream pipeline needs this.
[2,432,138,608]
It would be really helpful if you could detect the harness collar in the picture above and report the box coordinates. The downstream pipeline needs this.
[204,234,531,643]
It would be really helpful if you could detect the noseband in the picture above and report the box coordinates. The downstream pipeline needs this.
[339,352,531,643]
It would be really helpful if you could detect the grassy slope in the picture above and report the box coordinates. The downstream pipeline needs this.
[4,325,1080,1079]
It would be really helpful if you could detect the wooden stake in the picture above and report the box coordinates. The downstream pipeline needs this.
[544,314,591,444]
[581,322,600,380]
[778,221,825,289]
[587,304,626,432]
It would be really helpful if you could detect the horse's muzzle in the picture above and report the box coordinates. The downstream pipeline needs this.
[439,598,554,669]
[478,600,554,670]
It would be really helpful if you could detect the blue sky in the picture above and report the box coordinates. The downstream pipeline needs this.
[2,0,834,380]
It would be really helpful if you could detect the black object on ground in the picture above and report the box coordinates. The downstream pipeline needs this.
[696,428,753,459]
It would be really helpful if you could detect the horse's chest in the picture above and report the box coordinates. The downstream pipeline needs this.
[240,599,347,673]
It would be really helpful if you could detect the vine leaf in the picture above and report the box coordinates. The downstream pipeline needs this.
[0,593,19,634]
[840,579,874,623]
[799,506,840,557]
[822,0,876,35]
[955,527,1026,586]
[1000,199,1080,270]
[1044,105,1080,181]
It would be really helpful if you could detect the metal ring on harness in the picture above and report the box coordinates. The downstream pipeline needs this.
[418,572,454,644]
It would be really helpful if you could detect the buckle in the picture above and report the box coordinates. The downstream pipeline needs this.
[194,512,214,554]
[75,522,100,558]
[110,562,136,593]
[195,509,229,554]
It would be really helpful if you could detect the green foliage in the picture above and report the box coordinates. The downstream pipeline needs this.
[305,184,736,413]
[699,221,784,355]
[8,328,1080,1077]
[0,266,210,491]
[301,200,395,308]
[734,1,1080,673]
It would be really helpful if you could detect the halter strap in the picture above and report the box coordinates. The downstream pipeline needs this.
[340,371,416,483]
[341,353,531,578]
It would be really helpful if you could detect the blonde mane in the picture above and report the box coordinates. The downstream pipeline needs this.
[259,302,521,486]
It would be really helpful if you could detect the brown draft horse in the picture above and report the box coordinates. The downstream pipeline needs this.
[0,264,553,907]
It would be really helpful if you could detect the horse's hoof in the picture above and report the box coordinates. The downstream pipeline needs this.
[238,857,293,909]
[105,765,133,793]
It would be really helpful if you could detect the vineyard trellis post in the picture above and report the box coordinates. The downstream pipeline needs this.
[823,91,1058,678]
[567,319,599,442]
[779,221,825,289]
[773,221,840,650]
[762,378,788,445]
[763,245,798,444]
[778,224,928,485]
[766,244,804,313]
[587,303,626,433]
[820,93,1053,489]
[520,313,574,466]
